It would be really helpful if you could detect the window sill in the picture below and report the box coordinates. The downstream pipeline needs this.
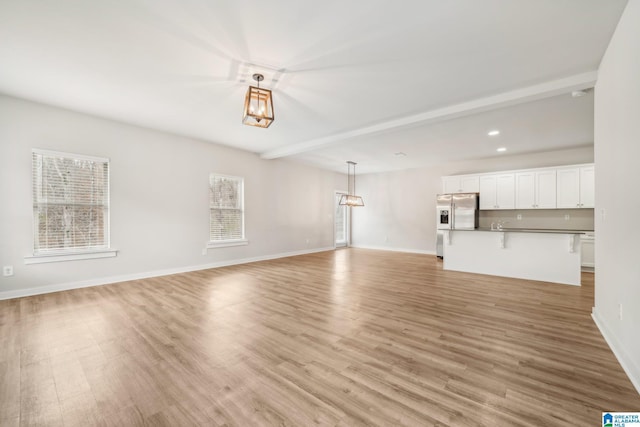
[206,239,249,249]
[24,249,118,265]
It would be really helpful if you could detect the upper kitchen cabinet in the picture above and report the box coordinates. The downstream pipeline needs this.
[442,175,480,194]
[579,166,595,208]
[479,173,515,210]
[515,169,557,209]
[444,163,593,210]
[557,165,595,208]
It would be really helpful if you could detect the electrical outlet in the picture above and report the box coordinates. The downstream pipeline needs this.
[619,303,623,320]
[2,265,13,277]
[516,214,522,220]
[601,208,606,221]
[305,238,310,245]
[564,214,570,221]
[202,249,207,256]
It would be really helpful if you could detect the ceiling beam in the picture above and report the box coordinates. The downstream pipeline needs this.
[260,71,597,160]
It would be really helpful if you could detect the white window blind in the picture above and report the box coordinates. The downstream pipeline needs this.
[209,174,244,242]
[32,150,110,254]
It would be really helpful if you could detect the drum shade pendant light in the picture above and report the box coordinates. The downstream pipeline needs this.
[242,73,274,128]
[339,161,365,207]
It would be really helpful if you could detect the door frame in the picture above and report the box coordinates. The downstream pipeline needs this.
[334,190,349,248]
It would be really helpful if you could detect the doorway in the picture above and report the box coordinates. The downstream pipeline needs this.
[335,192,348,247]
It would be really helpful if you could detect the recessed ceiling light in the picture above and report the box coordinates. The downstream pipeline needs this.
[497,147,507,152]
[394,152,406,157]
[488,130,500,136]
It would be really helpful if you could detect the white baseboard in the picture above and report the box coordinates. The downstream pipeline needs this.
[0,247,334,301]
[349,244,436,256]
[592,308,640,395]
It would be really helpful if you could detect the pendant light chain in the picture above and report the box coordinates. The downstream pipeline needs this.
[353,162,357,197]
[348,161,354,196]
[339,161,364,207]
[254,74,261,118]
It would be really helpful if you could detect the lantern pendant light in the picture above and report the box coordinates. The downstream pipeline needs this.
[339,161,365,207]
[242,73,274,128]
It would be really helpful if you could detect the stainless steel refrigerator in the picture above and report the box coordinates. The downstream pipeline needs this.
[436,193,479,258]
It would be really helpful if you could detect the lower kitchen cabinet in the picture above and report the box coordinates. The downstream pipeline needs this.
[581,234,595,268]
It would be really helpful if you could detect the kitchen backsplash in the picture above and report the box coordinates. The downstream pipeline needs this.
[479,209,594,231]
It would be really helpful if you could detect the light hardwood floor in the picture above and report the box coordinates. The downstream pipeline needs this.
[0,248,638,426]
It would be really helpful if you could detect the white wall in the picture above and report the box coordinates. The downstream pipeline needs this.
[0,95,344,298]
[593,0,640,393]
[352,146,594,253]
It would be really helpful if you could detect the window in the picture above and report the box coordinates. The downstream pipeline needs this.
[31,149,110,255]
[209,174,246,246]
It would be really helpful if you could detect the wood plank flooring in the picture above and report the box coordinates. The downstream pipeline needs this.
[0,248,638,426]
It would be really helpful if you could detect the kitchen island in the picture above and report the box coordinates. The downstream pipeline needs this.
[442,228,586,285]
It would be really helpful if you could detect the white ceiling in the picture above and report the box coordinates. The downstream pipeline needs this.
[0,0,627,173]
[291,91,595,173]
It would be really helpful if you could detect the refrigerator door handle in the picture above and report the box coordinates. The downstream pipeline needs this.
[451,203,455,229]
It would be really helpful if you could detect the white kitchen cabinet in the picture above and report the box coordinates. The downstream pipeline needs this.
[557,166,594,208]
[444,163,592,210]
[556,168,580,208]
[496,174,516,209]
[480,173,515,210]
[537,170,558,208]
[580,166,595,208]
[479,176,496,209]
[515,169,556,209]
[581,234,595,268]
[515,172,535,209]
[442,175,479,194]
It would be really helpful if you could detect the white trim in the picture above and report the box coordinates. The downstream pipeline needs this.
[206,239,249,249]
[32,148,110,163]
[24,249,118,264]
[2,247,334,301]
[350,244,436,256]
[592,309,640,395]
[209,172,244,181]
